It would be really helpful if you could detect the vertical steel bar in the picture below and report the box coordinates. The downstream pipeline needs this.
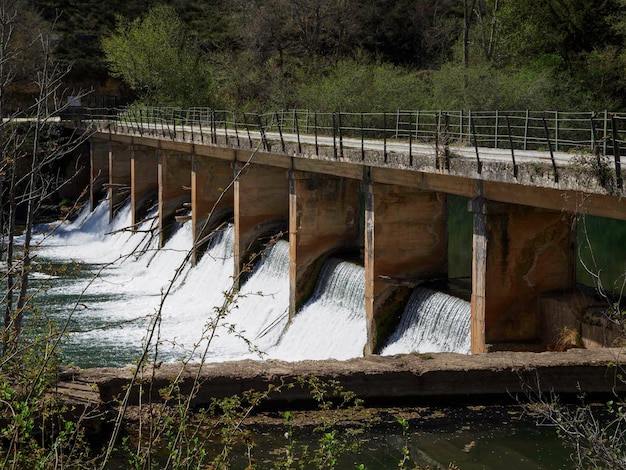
[506,116,518,178]
[314,112,319,155]
[524,110,529,150]
[542,116,559,183]
[494,110,499,148]
[383,112,387,163]
[338,112,343,159]
[555,111,559,152]
[295,110,302,154]
[361,112,365,161]
[471,114,482,174]
[257,113,268,151]
[276,111,285,152]
[243,113,252,148]
[332,113,337,159]
[611,115,623,189]
[408,111,413,166]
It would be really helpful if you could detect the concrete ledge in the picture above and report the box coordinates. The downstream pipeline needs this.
[63,349,626,409]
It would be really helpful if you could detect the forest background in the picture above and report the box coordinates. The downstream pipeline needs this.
[23,0,626,113]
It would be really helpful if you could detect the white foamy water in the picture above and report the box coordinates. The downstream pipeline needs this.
[33,202,350,365]
[268,258,367,361]
[33,201,466,366]
[381,287,470,355]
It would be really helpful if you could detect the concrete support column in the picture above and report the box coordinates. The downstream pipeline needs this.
[109,141,132,221]
[159,149,191,247]
[90,138,109,211]
[364,184,448,354]
[191,152,234,263]
[289,171,360,318]
[234,163,289,277]
[470,198,576,353]
[131,144,158,229]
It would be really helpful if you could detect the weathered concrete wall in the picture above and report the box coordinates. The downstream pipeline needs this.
[90,138,109,211]
[191,152,234,263]
[131,144,158,228]
[539,290,623,350]
[76,349,626,408]
[234,163,289,277]
[364,184,448,353]
[289,171,360,317]
[159,149,192,247]
[471,199,576,352]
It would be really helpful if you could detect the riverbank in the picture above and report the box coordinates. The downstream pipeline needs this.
[57,348,626,413]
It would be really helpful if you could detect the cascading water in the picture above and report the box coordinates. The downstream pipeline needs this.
[268,258,367,361]
[33,201,465,366]
[381,287,470,355]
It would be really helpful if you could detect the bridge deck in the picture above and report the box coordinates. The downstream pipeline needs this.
[86,119,626,221]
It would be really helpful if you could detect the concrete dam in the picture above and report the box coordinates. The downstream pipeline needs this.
[75,108,626,357]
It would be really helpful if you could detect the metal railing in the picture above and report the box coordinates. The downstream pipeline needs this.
[75,107,626,187]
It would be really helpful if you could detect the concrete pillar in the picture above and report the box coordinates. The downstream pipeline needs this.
[131,144,158,229]
[364,184,448,354]
[470,198,576,353]
[159,149,192,247]
[109,141,132,221]
[90,138,109,211]
[289,171,360,318]
[234,163,289,277]
[191,152,234,263]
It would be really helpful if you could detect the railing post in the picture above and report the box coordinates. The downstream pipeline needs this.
[460,109,464,142]
[604,110,609,155]
[181,109,186,141]
[395,109,400,138]
[554,111,559,152]
[408,111,413,166]
[295,110,302,154]
[210,110,215,144]
[611,115,624,189]
[338,111,343,159]
[524,110,529,150]
[435,111,440,168]
[138,109,144,137]
[383,112,387,163]
[470,114,482,174]
[243,113,252,148]
[494,110,499,148]
[415,110,420,140]
[233,112,240,147]
[444,112,450,169]
[542,115,559,183]
[199,113,204,144]
[275,111,285,152]
[332,113,337,159]
[590,113,610,187]
[314,112,319,155]
[257,113,268,151]
[361,112,365,161]
[224,111,229,146]
[506,115,518,178]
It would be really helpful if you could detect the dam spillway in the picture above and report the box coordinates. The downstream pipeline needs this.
[35,202,474,366]
[75,110,626,357]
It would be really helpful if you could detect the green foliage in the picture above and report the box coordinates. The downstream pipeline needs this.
[426,62,560,111]
[297,58,428,112]
[102,5,212,107]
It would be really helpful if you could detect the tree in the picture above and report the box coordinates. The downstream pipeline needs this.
[102,5,212,107]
